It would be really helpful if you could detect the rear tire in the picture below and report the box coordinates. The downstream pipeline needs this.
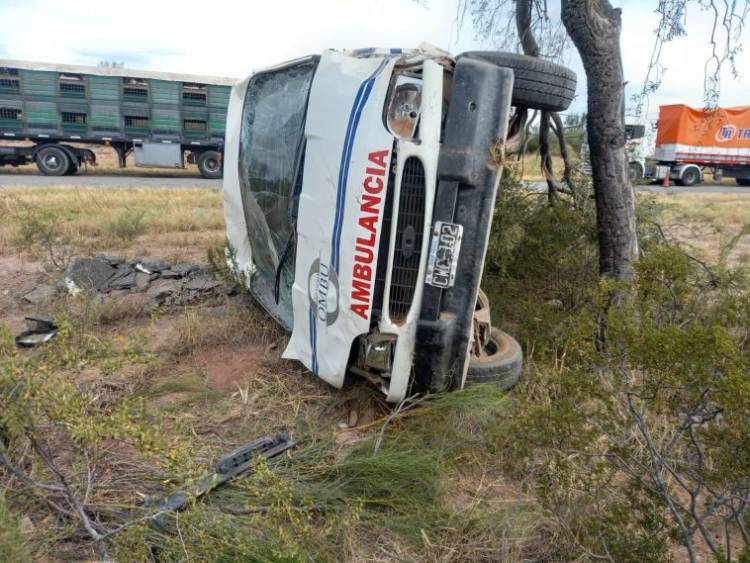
[466,327,523,390]
[459,51,577,112]
[64,159,79,176]
[35,146,70,176]
[197,150,222,179]
[677,167,701,187]
[736,178,750,187]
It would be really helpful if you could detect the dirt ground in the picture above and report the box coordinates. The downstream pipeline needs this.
[1,185,747,561]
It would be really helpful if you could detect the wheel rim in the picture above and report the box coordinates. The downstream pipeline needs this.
[44,154,60,169]
[205,158,219,172]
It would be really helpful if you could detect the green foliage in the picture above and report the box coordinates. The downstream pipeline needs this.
[114,386,533,561]
[483,174,750,560]
[0,493,31,562]
[105,207,147,240]
[524,128,585,156]
[13,201,76,267]
[484,173,599,357]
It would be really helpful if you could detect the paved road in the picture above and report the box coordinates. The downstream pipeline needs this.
[527,181,750,195]
[0,172,221,189]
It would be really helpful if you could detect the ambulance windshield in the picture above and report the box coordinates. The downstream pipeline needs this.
[238,58,318,328]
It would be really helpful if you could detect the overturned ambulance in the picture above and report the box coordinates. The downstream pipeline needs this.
[223,46,576,402]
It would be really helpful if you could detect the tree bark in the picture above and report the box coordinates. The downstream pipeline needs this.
[561,0,638,279]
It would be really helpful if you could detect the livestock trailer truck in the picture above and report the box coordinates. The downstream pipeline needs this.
[0,60,235,178]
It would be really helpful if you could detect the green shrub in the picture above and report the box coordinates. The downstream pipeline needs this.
[484,173,750,560]
[0,493,31,562]
[105,207,147,240]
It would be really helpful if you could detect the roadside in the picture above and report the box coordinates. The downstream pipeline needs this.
[0,183,747,560]
[1,184,530,560]
[0,174,221,188]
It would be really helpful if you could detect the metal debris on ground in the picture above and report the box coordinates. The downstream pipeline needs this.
[58,255,225,306]
[145,433,297,531]
[14,316,58,348]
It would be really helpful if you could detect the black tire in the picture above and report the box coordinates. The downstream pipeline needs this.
[459,51,577,112]
[197,151,223,179]
[736,178,750,187]
[35,146,70,176]
[677,167,701,187]
[629,162,643,183]
[64,159,79,176]
[466,328,523,390]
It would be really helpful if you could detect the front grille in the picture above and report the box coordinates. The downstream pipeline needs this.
[388,157,426,322]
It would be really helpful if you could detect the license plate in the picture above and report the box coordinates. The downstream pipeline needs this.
[425,221,463,288]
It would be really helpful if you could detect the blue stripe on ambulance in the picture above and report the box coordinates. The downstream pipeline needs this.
[330,59,388,273]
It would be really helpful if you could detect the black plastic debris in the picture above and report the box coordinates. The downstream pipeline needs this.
[145,433,297,531]
[15,317,58,348]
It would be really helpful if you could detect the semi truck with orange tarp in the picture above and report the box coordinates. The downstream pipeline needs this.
[649,104,750,186]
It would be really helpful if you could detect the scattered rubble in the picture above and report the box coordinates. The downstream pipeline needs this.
[22,284,57,305]
[21,255,227,308]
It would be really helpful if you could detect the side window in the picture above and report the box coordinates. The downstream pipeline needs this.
[238,59,317,281]
[123,77,148,102]
[182,83,207,105]
[59,73,86,97]
[0,68,20,93]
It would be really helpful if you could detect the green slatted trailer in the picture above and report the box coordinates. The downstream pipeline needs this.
[0,60,235,178]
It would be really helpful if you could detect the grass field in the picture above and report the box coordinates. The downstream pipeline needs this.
[0,186,225,261]
[0,184,748,561]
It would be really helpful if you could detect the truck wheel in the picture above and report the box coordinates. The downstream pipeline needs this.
[466,327,523,390]
[459,52,576,112]
[197,151,222,179]
[678,167,701,187]
[35,146,70,176]
[64,159,79,176]
[736,178,750,187]
[629,162,643,183]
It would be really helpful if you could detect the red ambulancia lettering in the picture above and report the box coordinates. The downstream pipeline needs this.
[350,149,389,320]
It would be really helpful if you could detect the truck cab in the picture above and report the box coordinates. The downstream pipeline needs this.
[223,47,576,402]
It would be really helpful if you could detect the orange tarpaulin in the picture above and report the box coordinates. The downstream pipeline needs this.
[656,104,750,149]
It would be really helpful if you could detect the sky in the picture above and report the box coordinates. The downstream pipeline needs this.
[0,0,747,119]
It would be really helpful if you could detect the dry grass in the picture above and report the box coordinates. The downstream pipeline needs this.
[647,192,750,264]
[505,152,568,182]
[3,184,748,560]
[0,186,225,260]
[654,192,750,227]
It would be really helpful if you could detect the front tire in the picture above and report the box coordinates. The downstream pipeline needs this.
[197,150,222,179]
[35,146,70,176]
[459,52,577,112]
[736,178,750,187]
[466,327,523,390]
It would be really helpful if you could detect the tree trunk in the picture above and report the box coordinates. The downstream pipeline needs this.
[561,0,638,279]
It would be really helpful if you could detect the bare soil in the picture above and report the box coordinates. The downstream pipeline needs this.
[0,255,52,332]
[192,342,268,391]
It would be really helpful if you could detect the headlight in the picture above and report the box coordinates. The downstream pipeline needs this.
[387,81,421,139]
